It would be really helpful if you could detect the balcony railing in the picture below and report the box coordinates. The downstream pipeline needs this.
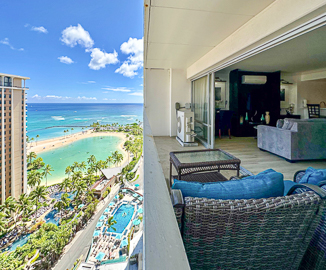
[0,83,29,89]
[143,110,190,270]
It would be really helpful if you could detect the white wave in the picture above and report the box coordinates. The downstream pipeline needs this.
[51,116,65,121]
[74,118,90,120]
[121,115,137,117]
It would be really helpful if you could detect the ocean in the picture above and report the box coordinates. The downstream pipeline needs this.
[27,103,143,141]
[27,103,143,184]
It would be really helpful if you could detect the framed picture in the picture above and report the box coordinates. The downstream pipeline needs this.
[280,88,285,101]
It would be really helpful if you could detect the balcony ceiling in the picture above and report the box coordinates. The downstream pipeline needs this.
[217,24,326,74]
[144,0,276,69]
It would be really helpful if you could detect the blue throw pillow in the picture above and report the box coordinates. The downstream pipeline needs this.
[299,167,326,185]
[172,169,284,200]
[283,180,297,196]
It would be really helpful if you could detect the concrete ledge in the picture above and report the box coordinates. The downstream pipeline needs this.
[143,110,190,270]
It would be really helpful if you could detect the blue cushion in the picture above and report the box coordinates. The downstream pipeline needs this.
[283,180,297,196]
[172,169,284,200]
[299,167,326,185]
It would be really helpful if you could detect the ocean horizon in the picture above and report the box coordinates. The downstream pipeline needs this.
[27,103,143,141]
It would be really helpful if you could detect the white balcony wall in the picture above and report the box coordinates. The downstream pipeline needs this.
[170,69,191,136]
[144,68,170,136]
[144,68,191,137]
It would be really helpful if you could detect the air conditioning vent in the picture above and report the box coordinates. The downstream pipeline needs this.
[242,75,267,84]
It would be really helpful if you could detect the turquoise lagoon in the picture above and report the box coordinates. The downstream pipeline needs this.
[38,136,123,185]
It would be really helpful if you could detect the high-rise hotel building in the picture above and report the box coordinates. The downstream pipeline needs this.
[0,73,29,203]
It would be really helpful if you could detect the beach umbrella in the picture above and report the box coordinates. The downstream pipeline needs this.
[109,202,115,206]
[122,189,127,192]
[135,184,140,187]
[95,252,105,261]
[121,239,128,247]
[137,208,143,214]
[138,197,143,201]
[115,233,122,240]
[114,195,118,199]
[133,219,141,226]
[132,193,138,197]
[78,204,85,209]
[99,215,106,221]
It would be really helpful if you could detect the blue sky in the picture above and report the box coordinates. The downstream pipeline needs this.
[0,0,143,103]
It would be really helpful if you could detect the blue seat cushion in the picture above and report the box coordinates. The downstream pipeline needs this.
[283,180,297,196]
[172,169,284,200]
[299,167,326,185]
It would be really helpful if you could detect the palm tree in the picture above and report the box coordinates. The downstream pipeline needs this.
[65,165,73,179]
[30,137,34,147]
[59,178,71,193]
[27,151,37,165]
[36,134,40,146]
[1,196,17,229]
[75,181,87,200]
[107,216,117,232]
[63,130,66,139]
[72,161,79,172]
[43,164,54,187]
[106,156,113,168]
[79,161,86,173]
[116,154,124,167]
[0,213,7,234]
[87,155,96,166]
[84,174,96,190]
[17,193,31,232]
[71,128,74,136]
[30,186,48,223]
[54,201,65,221]
[27,170,43,189]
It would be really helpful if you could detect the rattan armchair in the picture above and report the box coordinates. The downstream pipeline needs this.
[171,183,326,270]
[293,170,326,270]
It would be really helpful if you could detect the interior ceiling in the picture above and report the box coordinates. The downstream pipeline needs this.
[217,25,326,75]
[145,0,276,69]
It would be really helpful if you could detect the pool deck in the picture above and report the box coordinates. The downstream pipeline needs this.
[87,189,143,264]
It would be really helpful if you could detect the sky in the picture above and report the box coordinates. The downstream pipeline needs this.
[0,0,143,103]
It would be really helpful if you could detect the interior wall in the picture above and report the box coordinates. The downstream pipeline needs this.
[297,78,326,118]
[214,72,230,110]
[170,69,191,137]
[144,69,170,136]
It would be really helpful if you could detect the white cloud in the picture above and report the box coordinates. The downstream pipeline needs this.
[103,98,116,101]
[102,87,131,93]
[32,94,41,99]
[77,96,97,100]
[103,98,108,101]
[115,37,143,78]
[61,24,94,49]
[31,26,48,34]
[88,48,119,70]
[0,38,24,51]
[140,84,143,87]
[45,95,72,100]
[88,81,96,83]
[58,56,74,64]
[129,92,143,96]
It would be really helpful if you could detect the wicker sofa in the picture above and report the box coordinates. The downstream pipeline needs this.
[293,170,326,270]
[257,119,326,161]
[171,183,326,270]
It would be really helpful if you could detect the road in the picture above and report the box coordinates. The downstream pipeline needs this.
[53,190,118,270]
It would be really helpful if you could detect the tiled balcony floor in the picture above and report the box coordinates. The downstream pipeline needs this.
[154,136,326,186]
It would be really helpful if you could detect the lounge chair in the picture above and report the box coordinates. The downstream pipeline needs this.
[171,182,326,270]
[293,169,326,270]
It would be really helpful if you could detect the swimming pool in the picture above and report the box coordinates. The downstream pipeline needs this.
[108,204,134,233]
[45,204,74,226]
[7,234,31,252]
[50,191,76,200]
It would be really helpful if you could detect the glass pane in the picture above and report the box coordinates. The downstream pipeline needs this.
[174,151,233,163]
[193,76,208,144]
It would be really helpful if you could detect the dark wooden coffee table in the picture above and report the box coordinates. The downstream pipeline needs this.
[169,149,241,187]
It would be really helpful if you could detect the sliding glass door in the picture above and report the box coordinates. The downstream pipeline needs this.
[192,74,215,148]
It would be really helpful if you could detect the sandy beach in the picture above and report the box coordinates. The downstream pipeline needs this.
[27,130,129,185]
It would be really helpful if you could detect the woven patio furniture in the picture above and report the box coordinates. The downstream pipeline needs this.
[294,170,326,270]
[171,183,326,270]
[169,149,240,187]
